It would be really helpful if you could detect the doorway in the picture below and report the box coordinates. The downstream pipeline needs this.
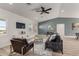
[57,24,65,38]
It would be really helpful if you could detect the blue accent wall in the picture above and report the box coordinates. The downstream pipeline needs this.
[38,17,79,36]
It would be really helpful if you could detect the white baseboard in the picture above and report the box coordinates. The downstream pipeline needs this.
[64,36,76,38]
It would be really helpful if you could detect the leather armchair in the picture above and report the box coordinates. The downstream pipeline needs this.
[45,34,63,54]
[10,38,34,55]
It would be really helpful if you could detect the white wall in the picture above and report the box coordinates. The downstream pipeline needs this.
[0,8,37,48]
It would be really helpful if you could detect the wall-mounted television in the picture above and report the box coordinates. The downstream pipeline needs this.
[16,22,25,29]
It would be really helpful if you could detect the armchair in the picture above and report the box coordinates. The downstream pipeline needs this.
[45,34,63,54]
[10,38,34,55]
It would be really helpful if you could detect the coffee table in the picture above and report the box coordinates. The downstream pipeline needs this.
[33,41,52,56]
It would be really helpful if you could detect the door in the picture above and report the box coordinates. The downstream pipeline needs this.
[57,24,65,38]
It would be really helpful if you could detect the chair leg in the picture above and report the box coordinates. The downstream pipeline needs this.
[76,36,78,40]
[10,45,12,53]
[61,49,63,54]
[9,45,14,56]
[21,47,24,55]
[33,47,34,54]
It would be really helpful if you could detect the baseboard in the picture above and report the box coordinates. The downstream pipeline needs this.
[64,36,76,38]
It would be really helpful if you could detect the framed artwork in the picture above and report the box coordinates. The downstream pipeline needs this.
[72,23,79,30]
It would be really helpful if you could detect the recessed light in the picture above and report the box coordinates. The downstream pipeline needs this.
[61,10,64,13]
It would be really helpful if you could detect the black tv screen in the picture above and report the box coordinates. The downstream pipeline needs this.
[16,22,25,29]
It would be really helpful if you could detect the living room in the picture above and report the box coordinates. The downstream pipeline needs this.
[0,3,79,56]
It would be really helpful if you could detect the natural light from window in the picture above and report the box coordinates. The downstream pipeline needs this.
[0,20,6,34]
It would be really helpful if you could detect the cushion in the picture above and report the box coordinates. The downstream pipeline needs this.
[49,34,56,41]
[51,35,61,42]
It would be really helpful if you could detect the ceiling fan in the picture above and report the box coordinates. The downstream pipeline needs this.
[36,6,52,14]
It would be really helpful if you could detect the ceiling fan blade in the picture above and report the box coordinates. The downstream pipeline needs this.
[41,6,45,10]
[36,11,41,12]
[45,8,52,11]
[45,12,49,14]
[40,12,43,14]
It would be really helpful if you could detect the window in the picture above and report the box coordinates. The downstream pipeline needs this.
[0,20,6,34]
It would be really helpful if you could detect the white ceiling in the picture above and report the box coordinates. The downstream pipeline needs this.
[0,3,61,22]
[0,3,79,22]
[59,3,79,18]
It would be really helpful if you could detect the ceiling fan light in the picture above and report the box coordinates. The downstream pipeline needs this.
[26,3,31,5]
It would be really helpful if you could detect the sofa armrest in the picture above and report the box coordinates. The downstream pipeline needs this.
[21,44,28,55]
[29,41,34,45]
[21,42,34,55]
[28,41,34,48]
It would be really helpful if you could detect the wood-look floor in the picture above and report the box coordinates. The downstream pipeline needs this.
[0,37,79,56]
